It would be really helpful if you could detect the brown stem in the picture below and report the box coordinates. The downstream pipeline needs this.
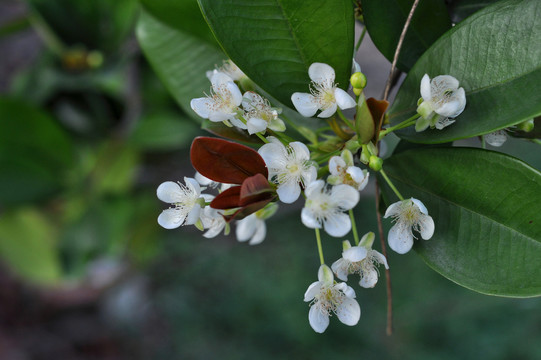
[383,0,421,101]
[375,177,393,335]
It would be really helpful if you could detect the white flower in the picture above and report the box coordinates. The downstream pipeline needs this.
[241,92,286,134]
[206,60,246,82]
[331,234,388,289]
[190,72,243,123]
[327,150,369,191]
[416,74,466,132]
[485,130,507,147]
[301,180,359,237]
[157,178,203,229]
[384,198,435,254]
[258,136,317,203]
[304,264,361,333]
[291,63,356,118]
[236,213,266,245]
[200,205,227,238]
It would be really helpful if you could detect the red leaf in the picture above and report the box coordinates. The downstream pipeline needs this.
[367,98,389,142]
[191,137,268,184]
[239,173,274,205]
[223,198,274,223]
[210,186,241,209]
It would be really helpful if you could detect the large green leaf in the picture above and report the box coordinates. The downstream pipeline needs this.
[362,0,452,71]
[447,0,500,23]
[198,0,354,107]
[381,147,541,297]
[137,10,225,122]
[389,0,541,144]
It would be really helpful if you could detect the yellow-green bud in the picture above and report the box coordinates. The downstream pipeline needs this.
[369,155,383,171]
[516,119,535,132]
[350,72,367,89]
[353,87,362,96]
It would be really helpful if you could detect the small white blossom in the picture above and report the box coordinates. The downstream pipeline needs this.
[384,198,435,254]
[304,264,361,333]
[191,72,243,123]
[291,63,356,118]
[258,136,317,203]
[416,74,466,132]
[241,92,286,134]
[235,203,277,245]
[327,150,369,191]
[331,234,388,289]
[206,60,246,82]
[485,130,507,147]
[301,180,359,237]
[200,205,227,238]
[156,178,203,229]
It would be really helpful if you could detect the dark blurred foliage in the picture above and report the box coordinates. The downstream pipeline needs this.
[0,0,540,359]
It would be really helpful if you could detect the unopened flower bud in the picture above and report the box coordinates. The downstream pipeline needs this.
[369,155,383,171]
[350,72,367,89]
[353,87,362,96]
[516,119,535,132]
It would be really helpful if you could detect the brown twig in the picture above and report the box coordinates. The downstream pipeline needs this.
[382,0,421,101]
[375,177,393,336]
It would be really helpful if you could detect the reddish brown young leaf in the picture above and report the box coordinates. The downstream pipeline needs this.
[209,186,241,209]
[223,198,274,223]
[239,173,274,204]
[367,98,389,143]
[191,137,268,184]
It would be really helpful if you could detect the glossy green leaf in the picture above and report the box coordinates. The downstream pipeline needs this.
[198,0,354,107]
[362,0,452,71]
[0,209,62,285]
[137,10,225,122]
[447,0,499,23]
[381,147,541,297]
[389,0,541,143]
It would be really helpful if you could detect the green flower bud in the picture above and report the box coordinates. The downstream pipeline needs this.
[369,155,383,171]
[350,72,367,89]
[353,87,362,96]
[516,119,535,132]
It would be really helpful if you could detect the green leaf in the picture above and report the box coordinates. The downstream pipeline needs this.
[362,0,452,71]
[0,209,62,285]
[389,0,541,144]
[198,0,354,107]
[381,147,541,297]
[448,0,499,23]
[0,98,72,206]
[137,9,225,122]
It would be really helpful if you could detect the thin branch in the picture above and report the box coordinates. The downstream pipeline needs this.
[383,0,421,101]
[375,177,393,336]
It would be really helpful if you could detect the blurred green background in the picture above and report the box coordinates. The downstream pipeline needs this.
[0,0,540,359]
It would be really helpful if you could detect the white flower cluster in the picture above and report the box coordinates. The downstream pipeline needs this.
[191,60,285,135]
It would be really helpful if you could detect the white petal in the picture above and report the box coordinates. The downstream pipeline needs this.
[328,156,345,176]
[157,208,184,229]
[436,99,464,118]
[331,258,350,281]
[185,204,201,225]
[384,201,402,218]
[388,223,414,254]
[342,285,356,299]
[304,281,321,302]
[291,92,318,117]
[371,250,389,269]
[309,304,330,333]
[301,207,321,229]
[229,117,247,130]
[334,88,356,110]
[346,167,366,189]
[304,180,325,199]
[185,177,201,195]
[226,81,243,106]
[317,102,337,118]
[420,74,431,100]
[268,118,286,132]
[336,297,360,326]
[277,180,301,203]
[411,198,428,214]
[157,181,182,203]
[248,220,266,245]
[323,212,351,238]
[289,141,311,161]
[203,221,225,238]
[343,246,368,262]
[360,268,378,288]
[419,214,435,240]
[208,111,236,123]
[246,117,268,134]
[302,166,318,187]
[258,142,285,169]
[331,184,359,210]
[485,130,507,147]
[308,62,335,84]
[210,71,234,87]
[433,75,459,90]
[236,214,257,242]
[190,98,212,119]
